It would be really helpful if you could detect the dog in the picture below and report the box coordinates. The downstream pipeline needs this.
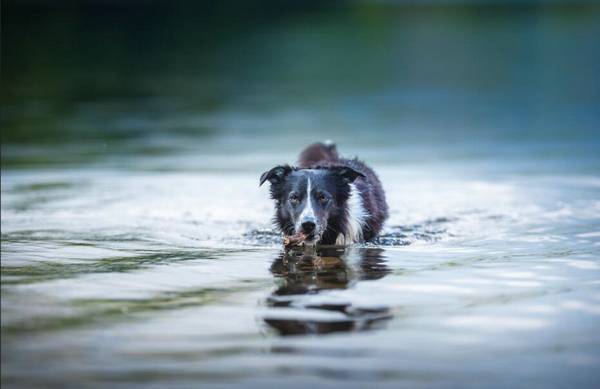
[260,142,388,245]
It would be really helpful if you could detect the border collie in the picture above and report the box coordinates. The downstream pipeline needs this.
[260,142,388,245]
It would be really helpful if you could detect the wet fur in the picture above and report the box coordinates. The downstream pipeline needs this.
[261,143,388,245]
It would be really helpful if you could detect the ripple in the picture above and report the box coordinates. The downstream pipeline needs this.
[242,217,454,248]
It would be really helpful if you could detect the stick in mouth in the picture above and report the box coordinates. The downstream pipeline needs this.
[283,232,307,247]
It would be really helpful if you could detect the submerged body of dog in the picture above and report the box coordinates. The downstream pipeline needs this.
[260,143,388,245]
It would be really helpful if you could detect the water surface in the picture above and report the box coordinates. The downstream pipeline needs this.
[2,2,600,388]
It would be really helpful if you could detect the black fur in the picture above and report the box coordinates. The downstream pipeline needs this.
[260,142,389,245]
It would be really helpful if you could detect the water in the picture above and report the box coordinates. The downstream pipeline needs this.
[2,2,600,388]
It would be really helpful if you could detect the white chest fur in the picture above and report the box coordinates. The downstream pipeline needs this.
[336,183,368,245]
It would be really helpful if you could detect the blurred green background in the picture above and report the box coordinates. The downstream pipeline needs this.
[2,0,599,169]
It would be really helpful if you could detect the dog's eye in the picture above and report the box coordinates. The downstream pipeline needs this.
[289,194,299,205]
[318,193,328,204]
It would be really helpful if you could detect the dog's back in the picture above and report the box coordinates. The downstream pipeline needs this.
[297,142,340,168]
[297,142,388,242]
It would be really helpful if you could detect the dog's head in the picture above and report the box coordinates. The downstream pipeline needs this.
[260,165,364,244]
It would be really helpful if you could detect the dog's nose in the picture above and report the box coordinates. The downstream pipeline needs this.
[301,221,316,234]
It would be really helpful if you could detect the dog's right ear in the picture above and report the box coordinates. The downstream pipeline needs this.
[259,165,293,186]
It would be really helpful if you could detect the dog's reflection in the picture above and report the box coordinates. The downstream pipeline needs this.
[264,247,393,336]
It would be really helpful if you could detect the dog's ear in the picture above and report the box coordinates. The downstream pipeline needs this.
[259,165,293,186]
[333,166,365,184]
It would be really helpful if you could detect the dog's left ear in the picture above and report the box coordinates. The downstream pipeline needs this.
[333,166,365,184]
[259,165,293,186]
